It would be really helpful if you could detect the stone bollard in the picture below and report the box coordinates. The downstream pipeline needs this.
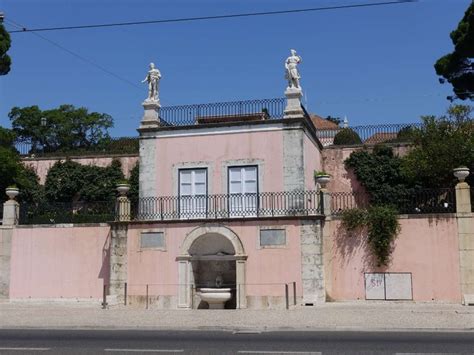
[453,167,474,305]
[3,187,20,226]
[116,183,131,222]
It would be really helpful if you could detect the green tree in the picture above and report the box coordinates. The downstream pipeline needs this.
[44,159,124,202]
[333,128,362,145]
[434,2,474,100]
[9,104,113,153]
[0,22,11,75]
[402,105,474,187]
[0,126,15,148]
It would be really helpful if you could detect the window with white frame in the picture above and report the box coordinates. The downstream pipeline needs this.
[179,168,207,218]
[228,166,258,216]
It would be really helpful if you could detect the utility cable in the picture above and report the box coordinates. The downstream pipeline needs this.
[8,0,417,34]
[5,19,141,90]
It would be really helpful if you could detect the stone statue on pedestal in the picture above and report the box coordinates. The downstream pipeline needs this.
[142,62,161,102]
[285,49,302,90]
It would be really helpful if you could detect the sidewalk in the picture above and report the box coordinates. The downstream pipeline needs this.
[0,301,472,332]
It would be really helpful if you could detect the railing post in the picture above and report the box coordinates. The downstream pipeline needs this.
[102,283,107,309]
[160,197,164,220]
[124,282,128,306]
[285,284,289,310]
[146,284,149,310]
[271,192,275,217]
[293,281,297,306]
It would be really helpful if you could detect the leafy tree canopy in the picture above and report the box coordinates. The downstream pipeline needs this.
[435,2,474,100]
[401,105,474,187]
[44,159,124,202]
[0,23,11,75]
[333,128,362,146]
[0,126,15,148]
[9,104,113,153]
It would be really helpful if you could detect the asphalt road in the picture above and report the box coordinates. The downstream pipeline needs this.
[0,329,472,354]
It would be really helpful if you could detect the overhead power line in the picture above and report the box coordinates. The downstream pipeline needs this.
[5,19,141,90]
[8,0,417,34]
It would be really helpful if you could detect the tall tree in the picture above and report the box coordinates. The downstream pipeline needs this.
[9,104,113,152]
[435,2,474,100]
[0,22,11,75]
[401,105,474,187]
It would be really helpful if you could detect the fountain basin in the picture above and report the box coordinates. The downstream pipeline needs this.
[198,288,232,309]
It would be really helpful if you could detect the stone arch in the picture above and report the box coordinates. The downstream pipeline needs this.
[176,225,247,309]
[179,225,245,256]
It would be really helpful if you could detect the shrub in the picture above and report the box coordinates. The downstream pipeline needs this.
[333,128,362,145]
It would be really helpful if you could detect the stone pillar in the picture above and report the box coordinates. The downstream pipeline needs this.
[236,256,247,309]
[283,128,304,192]
[116,184,131,222]
[140,100,160,129]
[109,224,128,304]
[300,219,325,305]
[454,179,474,305]
[176,256,192,308]
[320,189,332,216]
[0,228,13,299]
[284,87,304,118]
[3,188,20,226]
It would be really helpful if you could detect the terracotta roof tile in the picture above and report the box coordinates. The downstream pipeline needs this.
[364,132,397,144]
[310,115,340,130]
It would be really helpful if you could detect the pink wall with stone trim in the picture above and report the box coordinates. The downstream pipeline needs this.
[22,155,138,184]
[326,215,461,302]
[155,130,285,196]
[9,225,110,299]
[127,221,303,297]
[303,134,322,191]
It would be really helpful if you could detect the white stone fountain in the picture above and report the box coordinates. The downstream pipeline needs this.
[197,275,232,309]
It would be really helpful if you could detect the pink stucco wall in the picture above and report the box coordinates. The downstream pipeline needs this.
[303,134,322,191]
[22,155,138,184]
[127,221,303,297]
[327,216,461,302]
[155,130,285,196]
[9,225,110,299]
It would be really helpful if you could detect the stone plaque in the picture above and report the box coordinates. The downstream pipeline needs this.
[260,229,286,246]
[140,232,165,249]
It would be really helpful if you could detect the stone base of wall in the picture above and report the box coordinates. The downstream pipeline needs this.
[126,295,178,309]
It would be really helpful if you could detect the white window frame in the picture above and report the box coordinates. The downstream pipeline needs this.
[178,168,208,219]
[228,165,258,217]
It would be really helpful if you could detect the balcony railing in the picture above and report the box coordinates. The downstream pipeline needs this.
[330,188,456,215]
[158,98,286,126]
[132,190,322,221]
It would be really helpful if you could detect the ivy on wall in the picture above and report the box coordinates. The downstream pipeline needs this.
[342,206,400,267]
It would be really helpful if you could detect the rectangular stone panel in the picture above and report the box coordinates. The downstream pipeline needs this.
[385,273,412,300]
[260,229,286,246]
[365,273,385,300]
[140,232,165,249]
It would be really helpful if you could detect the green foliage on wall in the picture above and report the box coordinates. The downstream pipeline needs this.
[345,145,413,207]
[333,128,362,146]
[342,206,400,267]
[44,159,124,202]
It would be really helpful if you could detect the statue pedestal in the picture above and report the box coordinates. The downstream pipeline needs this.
[284,87,304,118]
[140,99,161,129]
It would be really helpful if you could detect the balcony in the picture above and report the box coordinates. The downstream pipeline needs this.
[132,190,323,221]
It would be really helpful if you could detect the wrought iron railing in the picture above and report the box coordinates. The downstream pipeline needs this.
[318,123,422,146]
[19,200,116,225]
[132,190,322,221]
[158,98,286,126]
[330,188,456,214]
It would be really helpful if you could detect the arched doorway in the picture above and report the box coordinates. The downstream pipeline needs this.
[176,225,247,309]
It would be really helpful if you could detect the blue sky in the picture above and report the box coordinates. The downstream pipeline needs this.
[0,0,471,136]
